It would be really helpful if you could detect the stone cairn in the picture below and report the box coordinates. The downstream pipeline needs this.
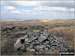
[14,30,68,52]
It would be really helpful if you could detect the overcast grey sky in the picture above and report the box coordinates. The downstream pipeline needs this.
[0,0,75,21]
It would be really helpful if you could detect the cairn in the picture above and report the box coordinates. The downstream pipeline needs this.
[14,30,68,52]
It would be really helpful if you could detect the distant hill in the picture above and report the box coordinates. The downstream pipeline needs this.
[24,19,40,22]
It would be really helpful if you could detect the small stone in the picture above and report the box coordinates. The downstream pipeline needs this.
[34,45,40,51]
[44,48,49,51]
[39,48,44,52]
[25,38,28,41]
[29,49,35,52]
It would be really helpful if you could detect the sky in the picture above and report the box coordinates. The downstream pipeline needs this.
[0,0,75,21]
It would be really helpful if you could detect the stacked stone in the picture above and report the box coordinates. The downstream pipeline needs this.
[23,30,67,52]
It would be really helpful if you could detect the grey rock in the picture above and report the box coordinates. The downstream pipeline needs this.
[34,45,46,51]
[29,49,35,51]
[28,36,37,42]
[44,48,49,51]
[39,48,44,52]
[34,45,41,51]
[35,40,40,44]
[38,34,48,42]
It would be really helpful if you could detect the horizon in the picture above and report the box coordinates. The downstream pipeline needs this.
[0,0,74,21]
[0,18,75,22]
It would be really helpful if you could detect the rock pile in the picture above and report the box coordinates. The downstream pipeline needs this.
[14,30,68,52]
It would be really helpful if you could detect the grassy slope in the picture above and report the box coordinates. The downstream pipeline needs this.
[49,26,75,48]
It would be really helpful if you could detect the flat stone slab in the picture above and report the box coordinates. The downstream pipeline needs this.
[38,34,48,42]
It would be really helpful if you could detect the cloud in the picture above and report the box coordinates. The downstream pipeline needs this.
[4,6,16,11]
[39,1,74,8]
[34,6,74,12]
[3,6,21,14]
[1,1,74,8]
[21,10,32,13]
[11,10,21,14]
[2,1,37,7]
[34,6,67,12]
[70,8,75,12]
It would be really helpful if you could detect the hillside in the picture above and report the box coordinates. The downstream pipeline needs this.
[1,19,75,55]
